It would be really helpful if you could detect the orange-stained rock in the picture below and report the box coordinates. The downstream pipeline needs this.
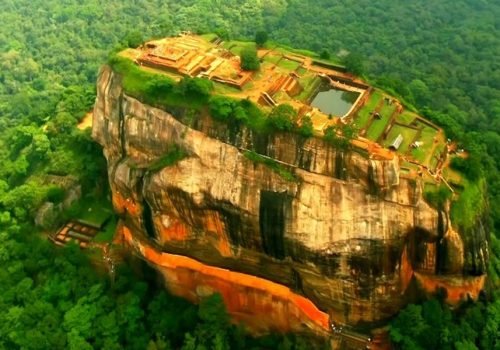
[201,211,232,257]
[156,215,190,242]
[399,246,414,292]
[414,272,485,304]
[112,191,140,216]
[119,224,330,335]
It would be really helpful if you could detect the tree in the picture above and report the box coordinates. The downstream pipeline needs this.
[240,47,260,71]
[215,28,231,41]
[194,294,230,350]
[323,124,358,150]
[267,104,297,131]
[319,49,330,60]
[255,30,269,47]
[125,31,144,48]
[342,52,364,76]
[177,77,213,99]
[450,156,482,181]
[146,76,174,98]
[209,97,248,125]
[409,79,431,106]
[210,97,237,122]
[298,116,314,137]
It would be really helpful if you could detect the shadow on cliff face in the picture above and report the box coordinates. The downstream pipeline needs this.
[259,191,292,260]
[334,151,348,181]
[459,214,489,276]
[346,241,402,299]
[406,225,440,273]
[142,199,157,240]
[367,161,380,196]
[286,240,341,277]
[405,211,488,277]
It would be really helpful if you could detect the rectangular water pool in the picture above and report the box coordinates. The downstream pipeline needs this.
[311,86,360,117]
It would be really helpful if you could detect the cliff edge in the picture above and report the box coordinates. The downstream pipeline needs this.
[92,64,487,335]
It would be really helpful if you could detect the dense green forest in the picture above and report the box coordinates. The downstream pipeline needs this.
[0,1,499,349]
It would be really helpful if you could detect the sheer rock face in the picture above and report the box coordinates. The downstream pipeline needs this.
[93,66,486,333]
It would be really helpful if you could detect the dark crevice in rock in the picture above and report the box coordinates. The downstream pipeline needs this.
[406,226,436,271]
[163,186,262,250]
[227,120,242,145]
[142,199,156,240]
[293,135,308,169]
[252,132,270,155]
[204,196,249,248]
[118,94,127,157]
[334,151,348,180]
[259,191,291,260]
[139,174,156,240]
[298,147,313,170]
[346,240,402,277]
[164,187,198,226]
[291,268,304,294]
[367,162,380,196]
[108,93,132,211]
[436,210,447,274]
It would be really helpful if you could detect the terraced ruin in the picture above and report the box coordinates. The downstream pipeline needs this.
[119,33,459,193]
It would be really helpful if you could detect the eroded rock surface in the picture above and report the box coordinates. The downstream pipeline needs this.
[93,66,487,333]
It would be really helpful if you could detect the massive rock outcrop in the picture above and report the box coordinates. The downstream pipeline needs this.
[93,66,487,335]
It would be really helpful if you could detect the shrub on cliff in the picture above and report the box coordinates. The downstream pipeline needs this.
[176,77,213,100]
[209,96,248,124]
[323,124,358,150]
[424,185,452,210]
[244,151,296,182]
[148,146,187,172]
[145,76,175,99]
[267,104,297,132]
[298,116,314,138]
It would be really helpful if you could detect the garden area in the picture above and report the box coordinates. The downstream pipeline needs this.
[395,110,417,125]
[382,124,418,153]
[410,124,439,165]
[365,102,396,140]
[222,40,256,56]
[353,90,383,129]
[276,57,301,71]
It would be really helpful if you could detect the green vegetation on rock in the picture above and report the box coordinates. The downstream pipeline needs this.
[109,56,212,109]
[244,151,297,182]
[324,124,359,151]
[451,179,486,230]
[147,146,188,172]
[423,184,452,210]
[267,104,298,132]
